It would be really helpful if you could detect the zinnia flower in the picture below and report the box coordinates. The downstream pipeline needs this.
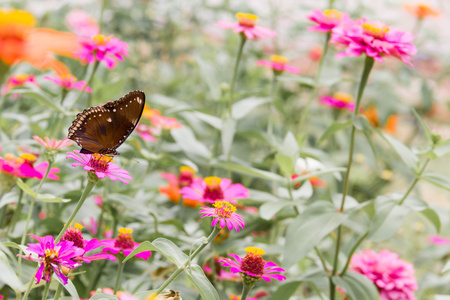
[75,34,128,69]
[350,249,418,300]
[1,74,38,96]
[18,234,84,284]
[428,235,450,246]
[203,257,241,282]
[362,106,398,135]
[66,9,99,38]
[33,135,73,151]
[403,3,440,19]
[150,112,183,130]
[159,166,200,207]
[219,247,286,283]
[319,92,356,111]
[136,124,158,142]
[44,73,92,92]
[255,55,300,74]
[0,153,59,180]
[330,18,417,66]
[199,201,245,232]
[292,157,327,188]
[90,288,137,300]
[66,150,133,184]
[180,176,249,204]
[102,227,151,260]
[307,9,350,33]
[215,12,276,40]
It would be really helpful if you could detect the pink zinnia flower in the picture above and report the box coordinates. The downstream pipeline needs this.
[18,234,84,285]
[66,9,99,38]
[159,166,199,206]
[428,235,450,246]
[66,150,133,184]
[319,92,356,111]
[81,216,113,238]
[150,113,182,130]
[215,12,276,40]
[135,124,158,142]
[93,195,103,207]
[199,201,245,232]
[44,73,92,92]
[102,227,151,260]
[0,153,59,179]
[256,55,300,74]
[219,247,286,283]
[330,18,417,66]
[90,288,137,300]
[180,176,249,204]
[307,9,350,33]
[33,135,73,151]
[1,74,38,96]
[75,34,128,69]
[350,249,418,300]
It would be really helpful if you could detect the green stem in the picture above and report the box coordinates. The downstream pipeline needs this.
[228,34,247,115]
[398,158,430,206]
[314,246,329,274]
[68,61,99,111]
[240,281,255,300]
[41,282,50,300]
[153,226,221,296]
[267,74,278,136]
[340,231,368,276]
[114,259,125,294]
[53,283,63,300]
[296,32,331,136]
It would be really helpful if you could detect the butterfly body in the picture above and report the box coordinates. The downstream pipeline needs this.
[68,90,145,155]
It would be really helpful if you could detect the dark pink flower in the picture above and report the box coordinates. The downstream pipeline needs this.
[319,92,356,111]
[307,9,350,33]
[219,247,286,283]
[18,235,84,285]
[216,13,276,40]
[330,18,417,66]
[75,34,128,69]
[428,235,450,246]
[256,55,300,74]
[180,176,249,204]
[350,249,418,300]
[33,135,73,151]
[66,9,99,38]
[199,201,245,232]
[1,74,38,96]
[66,150,133,184]
[44,74,92,92]
[0,153,59,180]
[102,228,151,260]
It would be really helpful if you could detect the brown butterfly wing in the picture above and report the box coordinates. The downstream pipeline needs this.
[67,90,145,155]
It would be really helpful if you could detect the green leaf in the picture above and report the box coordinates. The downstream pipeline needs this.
[6,89,66,114]
[271,270,328,300]
[54,276,79,300]
[421,208,441,233]
[0,250,25,291]
[195,55,220,100]
[171,127,211,159]
[433,139,450,157]
[221,114,236,160]
[191,111,222,129]
[283,201,349,268]
[231,97,270,120]
[277,75,315,87]
[421,173,450,191]
[213,163,284,183]
[411,108,433,144]
[318,119,352,144]
[16,179,37,197]
[333,272,379,300]
[36,193,71,203]
[260,200,293,220]
[275,153,295,177]
[90,293,119,300]
[185,264,219,300]
[442,261,450,274]
[279,131,299,158]
[124,238,188,267]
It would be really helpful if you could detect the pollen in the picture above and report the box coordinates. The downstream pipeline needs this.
[20,153,37,163]
[89,153,113,172]
[361,21,390,39]
[114,227,135,249]
[270,55,288,65]
[236,12,258,27]
[214,201,236,218]
[245,247,266,256]
[323,9,343,20]
[241,247,266,276]
[44,248,59,258]
[333,92,353,103]
[92,34,112,45]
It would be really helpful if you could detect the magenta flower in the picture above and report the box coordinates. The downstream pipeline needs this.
[219,247,286,283]
[330,18,417,66]
[319,92,356,111]
[350,249,418,300]
[199,201,245,232]
[66,9,99,38]
[75,34,128,69]
[216,12,276,40]
[33,161,60,180]
[18,234,84,285]
[203,264,240,281]
[0,153,59,180]
[101,228,151,260]
[1,74,38,96]
[44,74,92,92]
[256,55,300,74]
[180,176,249,204]
[307,9,350,33]
[428,235,450,246]
[66,150,133,184]
[33,135,73,151]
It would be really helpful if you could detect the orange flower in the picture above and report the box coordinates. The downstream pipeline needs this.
[0,9,79,75]
[159,166,200,207]
[403,2,440,19]
[362,106,398,134]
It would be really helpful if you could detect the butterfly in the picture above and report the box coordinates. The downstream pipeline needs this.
[68,90,145,155]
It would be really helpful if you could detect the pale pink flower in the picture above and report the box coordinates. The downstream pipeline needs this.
[199,201,245,232]
[93,195,103,207]
[307,9,350,33]
[350,249,418,300]
[1,74,38,96]
[75,34,128,69]
[219,247,286,283]
[256,55,300,74]
[101,228,151,260]
[33,135,73,151]
[319,92,356,111]
[135,124,158,142]
[180,176,249,204]
[44,74,92,92]
[66,150,132,184]
[216,12,276,40]
[66,9,99,38]
[150,114,182,130]
[428,235,450,246]
[330,18,417,66]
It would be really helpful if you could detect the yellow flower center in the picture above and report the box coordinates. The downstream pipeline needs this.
[118,227,133,235]
[323,9,343,21]
[0,9,35,27]
[92,34,112,45]
[236,12,258,27]
[270,55,288,65]
[44,248,58,258]
[20,153,37,163]
[333,92,353,103]
[245,246,266,256]
[380,169,393,181]
[214,201,236,218]
[204,176,221,187]
[115,227,135,249]
[361,21,390,39]
[89,153,113,173]
[74,223,84,230]
[179,166,195,174]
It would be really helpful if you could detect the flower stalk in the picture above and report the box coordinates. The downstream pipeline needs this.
[240,281,256,300]
[228,34,247,115]
[114,259,125,294]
